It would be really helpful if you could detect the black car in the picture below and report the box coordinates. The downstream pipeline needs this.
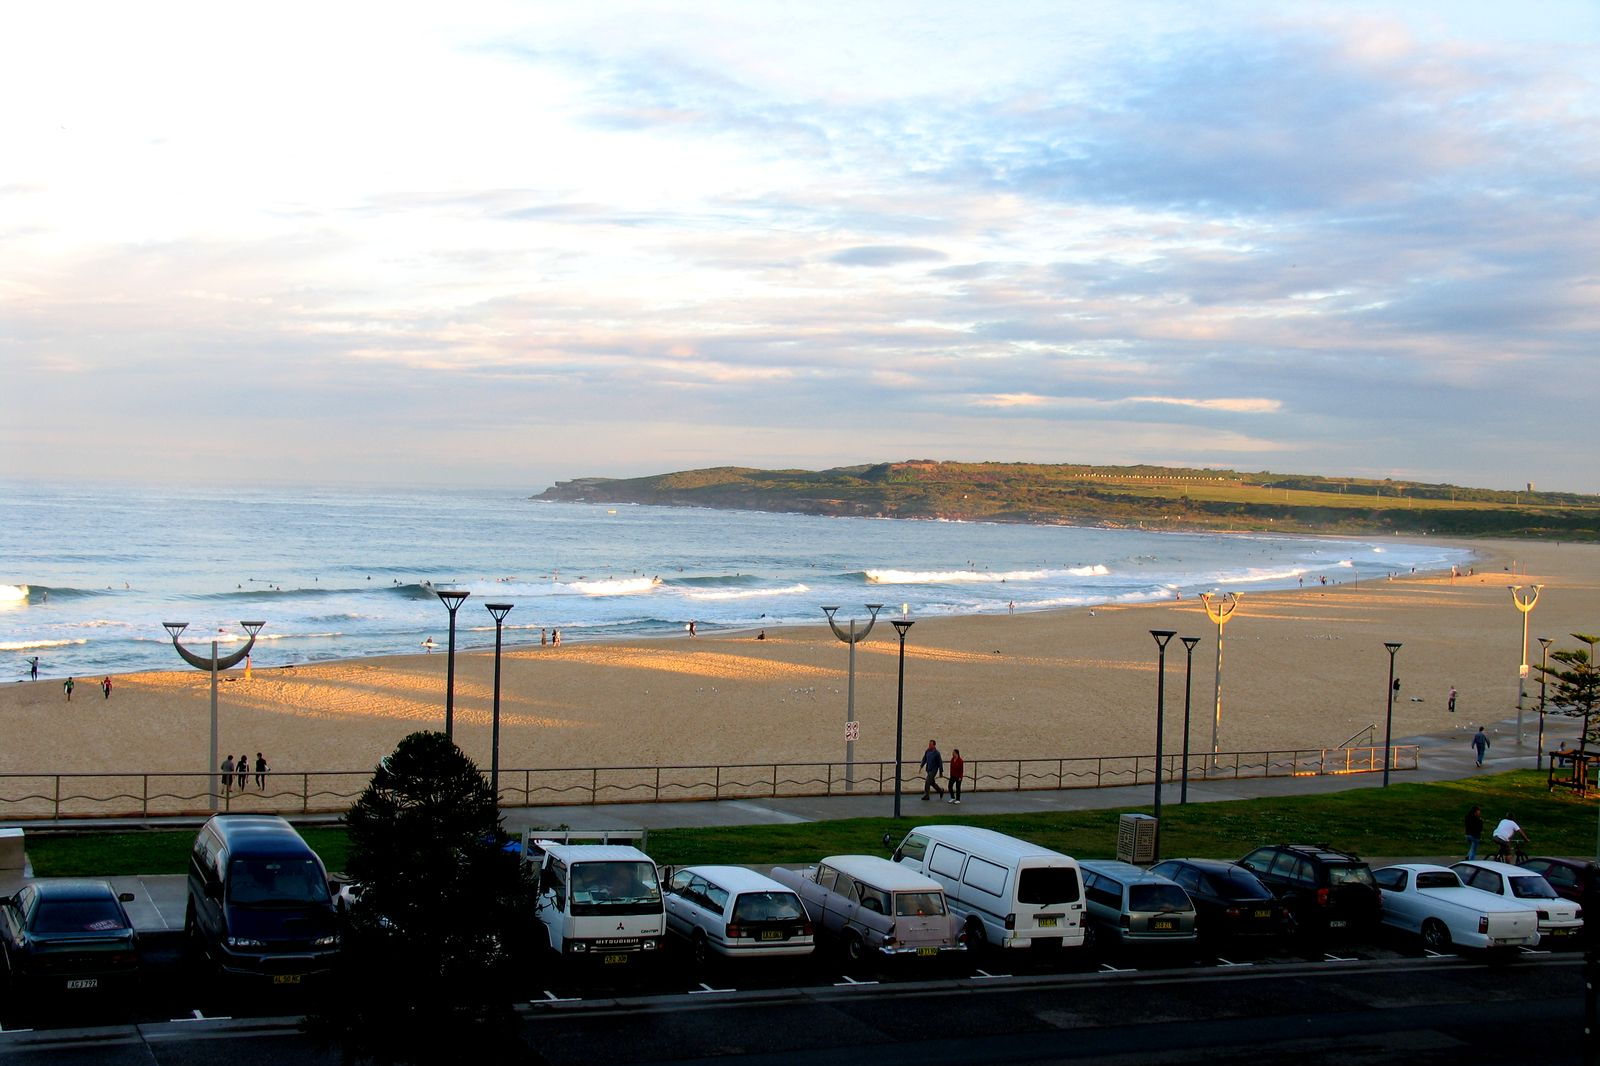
[1237,844,1381,940]
[1149,858,1286,948]
[0,879,140,995]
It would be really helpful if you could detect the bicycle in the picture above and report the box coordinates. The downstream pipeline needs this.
[1494,837,1529,864]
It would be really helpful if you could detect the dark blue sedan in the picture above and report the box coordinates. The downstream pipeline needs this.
[1,879,140,994]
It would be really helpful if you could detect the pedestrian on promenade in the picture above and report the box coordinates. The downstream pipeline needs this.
[1464,805,1483,860]
[236,753,249,792]
[101,676,113,699]
[920,739,945,800]
[254,752,269,790]
[947,748,965,804]
[221,754,235,795]
[1471,727,1491,766]
[63,677,74,701]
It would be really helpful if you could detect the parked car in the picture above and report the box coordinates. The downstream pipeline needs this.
[1372,863,1541,953]
[664,865,814,965]
[1452,860,1583,944]
[185,814,340,984]
[1148,858,1286,948]
[1237,844,1381,940]
[1519,856,1596,906]
[1078,860,1197,948]
[885,824,1086,953]
[769,855,964,968]
[528,840,666,967]
[0,879,140,996]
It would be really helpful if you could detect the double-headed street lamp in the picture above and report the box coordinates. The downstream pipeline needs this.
[1383,642,1402,787]
[821,604,883,792]
[890,618,915,819]
[486,603,514,808]
[162,620,266,811]
[436,588,470,741]
[1179,636,1201,803]
[1509,584,1543,745]
[1150,630,1176,862]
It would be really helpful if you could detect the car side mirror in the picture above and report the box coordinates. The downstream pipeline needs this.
[118,892,136,903]
[881,832,893,848]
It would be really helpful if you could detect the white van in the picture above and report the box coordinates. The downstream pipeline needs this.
[886,825,1085,952]
[526,840,666,967]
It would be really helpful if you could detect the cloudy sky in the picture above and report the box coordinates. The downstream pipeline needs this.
[3,2,1597,493]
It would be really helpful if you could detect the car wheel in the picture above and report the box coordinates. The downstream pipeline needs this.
[1081,921,1098,950]
[690,931,711,969]
[965,917,988,952]
[1421,919,1452,953]
[842,931,870,968]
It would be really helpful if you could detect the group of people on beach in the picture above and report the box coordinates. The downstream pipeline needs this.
[919,739,966,804]
[220,752,270,793]
[59,675,114,701]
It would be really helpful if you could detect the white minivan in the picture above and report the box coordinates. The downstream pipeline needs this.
[527,840,667,968]
[885,825,1085,953]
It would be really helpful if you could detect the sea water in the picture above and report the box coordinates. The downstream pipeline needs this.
[0,481,1473,680]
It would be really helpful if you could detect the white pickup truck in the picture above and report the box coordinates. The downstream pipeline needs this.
[1372,863,1541,952]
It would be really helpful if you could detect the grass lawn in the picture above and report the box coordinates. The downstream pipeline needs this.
[17,770,1599,878]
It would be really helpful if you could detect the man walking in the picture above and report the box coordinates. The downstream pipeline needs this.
[920,739,945,800]
[1471,727,1491,767]
[254,752,269,790]
[63,676,74,701]
[101,676,113,700]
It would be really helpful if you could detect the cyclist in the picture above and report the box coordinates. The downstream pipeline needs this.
[1492,812,1529,861]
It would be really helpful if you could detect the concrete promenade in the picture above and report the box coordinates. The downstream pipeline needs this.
[0,710,1580,940]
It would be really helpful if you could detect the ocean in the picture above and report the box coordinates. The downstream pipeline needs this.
[1,481,1474,681]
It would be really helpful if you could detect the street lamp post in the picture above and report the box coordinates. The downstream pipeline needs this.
[486,603,513,809]
[1199,592,1241,766]
[436,588,471,741]
[163,620,266,811]
[1179,636,1201,803]
[1150,630,1175,862]
[890,618,915,819]
[1383,642,1402,787]
[821,604,883,792]
[1537,636,1553,770]
[1509,584,1543,745]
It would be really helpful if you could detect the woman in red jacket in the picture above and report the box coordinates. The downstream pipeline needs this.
[947,748,964,804]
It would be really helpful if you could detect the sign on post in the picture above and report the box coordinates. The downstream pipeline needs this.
[845,721,860,742]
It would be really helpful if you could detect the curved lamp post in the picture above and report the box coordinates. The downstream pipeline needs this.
[486,603,514,809]
[436,588,470,741]
[1179,636,1201,803]
[821,604,883,792]
[1537,636,1553,769]
[1383,642,1402,787]
[163,620,265,811]
[1509,585,1543,745]
[1199,592,1241,766]
[890,618,915,819]
[1150,630,1176,862]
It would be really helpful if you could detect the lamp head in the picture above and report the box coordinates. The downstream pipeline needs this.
[239,621,266,638]
[162,622,189,641]
[1150,629,1176,648]
[436,588,470,610]
[891,618,915,636]
[865,603,883,616]
[1538,637,1554,650]
[1181,636,1201,651]
[820,606,840,619]
[1385,641,1402,653]
[486,603,514,622]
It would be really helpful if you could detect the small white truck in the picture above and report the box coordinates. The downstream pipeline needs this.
[1373,863,1541,953]
[525,833,666,968]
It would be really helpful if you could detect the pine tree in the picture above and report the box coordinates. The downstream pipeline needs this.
[1538,634,1600,756]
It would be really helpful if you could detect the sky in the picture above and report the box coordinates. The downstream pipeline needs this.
[3,2,1598,494]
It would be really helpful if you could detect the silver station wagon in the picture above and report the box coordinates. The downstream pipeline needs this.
[769,855,965,967]
[1079,860,1198,947]
[663,865,814,964]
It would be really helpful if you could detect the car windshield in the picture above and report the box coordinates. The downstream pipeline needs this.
[32,899,128,934]
[1508,876,1558,900]
[570,861,661,915]
[1129,884,1190,912]
[1219,869,1272,900]
[1018,867,1080,905]
[894,891,946,917]
[1327,865,1375,887]
[732,891,805,923]
[228,858,330,906]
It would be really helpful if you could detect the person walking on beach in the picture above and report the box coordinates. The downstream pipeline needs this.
[1471,727,1491,766]
[63,677,74,701]
[947,748,965,804]
[552,629,561,646]
[1448,686,1457,714]
[254,752,269,790]
[236,753,249,792]
[421,637,435,653]
[101,676,112,700]
[28,656,38,681]
[920,740,945,800]
[221,755,235,796]
[1464,805,1483,861]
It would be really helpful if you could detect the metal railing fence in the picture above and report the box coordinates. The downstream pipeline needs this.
[0,744,1418,821]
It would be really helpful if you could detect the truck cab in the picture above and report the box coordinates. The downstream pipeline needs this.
[527,839,666,967]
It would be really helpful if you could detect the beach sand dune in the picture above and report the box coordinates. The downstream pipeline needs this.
[2,539,1595,783]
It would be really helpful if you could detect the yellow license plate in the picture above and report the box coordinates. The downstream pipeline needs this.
[1037,917,1058,928]
[602,953,629,965]
[1151,919,1176,931]
[1253,909,1273,919]
[272,974,302,985]
[916,947,938,957]
[1549,927,1574,936]
[760,930,783,940]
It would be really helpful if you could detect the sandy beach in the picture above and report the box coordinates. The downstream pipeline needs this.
[3,538,1596,782]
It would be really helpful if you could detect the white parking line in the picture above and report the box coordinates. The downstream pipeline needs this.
[1322,952,1358,962]
[1423,949,1450,959]
[0,1025,36,1034]
[1215,958,1252,967]
[833,975,880,986]
[973,969,1013,979]
[689,982,734,994]
[172,1010,234,1022]
[539,991,581,1003]
[1099,962,1136,973]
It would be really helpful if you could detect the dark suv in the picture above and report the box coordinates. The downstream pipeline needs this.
[1237,844,1380,940]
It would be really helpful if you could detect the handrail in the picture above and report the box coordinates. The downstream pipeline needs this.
[0,744,1420,822]
[1335,724,1377,749]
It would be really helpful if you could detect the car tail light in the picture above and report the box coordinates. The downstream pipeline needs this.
[1315,888,1329,907]
[1225,907,1241,920]
[1538,910,1550,921]
[883,934,897,948]
[1119,914,1130,929]
[801,922,814,936]
[726,924,743,939]
[1005,913,1016,930]
[1577,908,1585,921]
[1478,916,1489,934]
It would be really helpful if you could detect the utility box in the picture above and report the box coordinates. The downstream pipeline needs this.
[1116,813,1157,865]
[0,827,26,876]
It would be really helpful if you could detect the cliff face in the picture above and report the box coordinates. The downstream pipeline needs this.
[532,461,1600,539]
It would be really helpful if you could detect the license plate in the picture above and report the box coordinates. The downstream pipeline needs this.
[1151,918,1176,931]
[1037,917,1058,928]
[1253,909,1273,920]
[916,947,938,957]
[760,929,784,941]
[272,974,302,985]
[66,978,98,989]
[1328,920,1347,929]
[602,953,629,965]
[1548,927,1574,936]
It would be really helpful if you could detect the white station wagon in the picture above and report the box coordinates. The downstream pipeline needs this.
[663,865,814,964]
